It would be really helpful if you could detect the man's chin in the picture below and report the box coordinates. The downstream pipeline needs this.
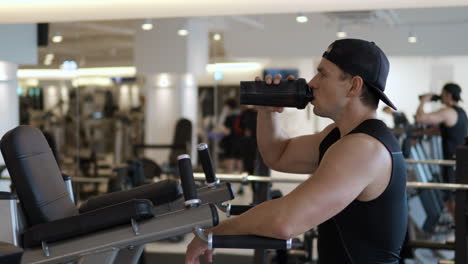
[312,107,321,116]
[312,108,328,118]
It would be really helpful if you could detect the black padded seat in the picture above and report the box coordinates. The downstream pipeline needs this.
[79,179,182,213]
[0,126,172,248]
[0,242,23,264]
[22,199,153,248]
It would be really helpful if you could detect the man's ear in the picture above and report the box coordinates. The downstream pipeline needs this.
[348,76,364,97]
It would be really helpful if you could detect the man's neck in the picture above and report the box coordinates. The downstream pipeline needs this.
[334,104,377,137]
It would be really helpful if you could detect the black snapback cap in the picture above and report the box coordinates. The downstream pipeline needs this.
[443,83,462,101]
[322,38,397,110]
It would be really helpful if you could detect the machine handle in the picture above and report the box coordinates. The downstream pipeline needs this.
[197,143,218,185]
[177,154,200,208]
[193,228,295,250]
[229,205,254,216]
[212,235,293,250]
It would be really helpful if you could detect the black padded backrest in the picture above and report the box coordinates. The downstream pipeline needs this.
[0,126,78,226]
[168,118,192,167]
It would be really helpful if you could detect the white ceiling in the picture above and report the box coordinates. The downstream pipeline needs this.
[6,1,467,69]
[2,0,468,23]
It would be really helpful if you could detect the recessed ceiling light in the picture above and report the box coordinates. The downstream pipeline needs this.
[142,18,153,31]
[44,53,54,65]
[178,29,189,36]
[408,32,417,43]
[296,14,308,23]
[52,32,62,43]
[336,31,347,39]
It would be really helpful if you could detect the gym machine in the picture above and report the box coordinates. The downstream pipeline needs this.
[0,126,219,264]
[0,126,298,264]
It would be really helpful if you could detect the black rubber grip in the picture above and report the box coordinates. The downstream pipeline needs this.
[212,235,289,249]
[230,205,254,215]
[177,155,198,201]
[197,143,217,183]
[0,192,16,200]
[209,203,219,226]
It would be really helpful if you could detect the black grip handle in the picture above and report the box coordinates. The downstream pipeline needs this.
[230,205,254,215]
[197,143,217,184]
[212,235,290,249]
[240,78,313,109]
[177,154,198,203]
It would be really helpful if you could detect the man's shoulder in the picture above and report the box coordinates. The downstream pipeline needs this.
[333,133,388,158]
[440,106,457,115]
[340,132,382,145]
[318,132,392,184]
[319,123,337,136]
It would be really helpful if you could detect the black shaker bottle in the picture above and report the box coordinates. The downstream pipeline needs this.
[239,78,313,109]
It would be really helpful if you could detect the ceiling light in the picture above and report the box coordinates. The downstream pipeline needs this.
[78,67,136,77]
[408,32,417,43]
[336,30,347,39]
[25,79,39,86]
[141,18,153,31]
[178,29,189,36]
[206,62,261,72]
[18,67,136,79]
[52,32,63,43]
[296,14,308,23]
[157,74,170,87]
[213,33,221,41]
[44,53,54,65]
[61,60,78,71]
[72,77,112,87]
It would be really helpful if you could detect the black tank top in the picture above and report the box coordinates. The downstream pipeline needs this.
[440,106,468,159]
[317,119,408,264]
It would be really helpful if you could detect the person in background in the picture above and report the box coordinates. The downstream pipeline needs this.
[416,83,468,214]
[219,98,243,173]
[239,105,258,175]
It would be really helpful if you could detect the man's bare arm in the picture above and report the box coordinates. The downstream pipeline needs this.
[256,111,335,174]
[416,101,455,126]
[421,126,440,136]
[209,133,391,239]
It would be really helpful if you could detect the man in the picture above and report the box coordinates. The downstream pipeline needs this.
[238,105,258,175]
[416,83,467,162]
[186,39,408,264]
[415,83,468,214]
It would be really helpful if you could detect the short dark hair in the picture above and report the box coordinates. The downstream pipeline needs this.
[360,83,380,110]
[340,71,379,110]
[443,83,462,102]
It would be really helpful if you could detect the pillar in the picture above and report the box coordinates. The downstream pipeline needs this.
[0,24,37,165]
[134,18,208,165]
